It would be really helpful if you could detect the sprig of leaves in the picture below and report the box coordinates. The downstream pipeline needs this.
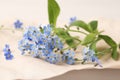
[48,0,119,60]
[48,0,79,48]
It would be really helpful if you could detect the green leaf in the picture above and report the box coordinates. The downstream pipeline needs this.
[70,20,92,32]
[99,35,117,49]
[48,0,60,27]
[99,35,119,60]
[81,33,96,45]
[65,38,75,48]
[89,38,101,52]
[112,49,119,60]
[55,28,77,48]
[89,20,98,31]
[90,42,97,51]
[55,28,70,39]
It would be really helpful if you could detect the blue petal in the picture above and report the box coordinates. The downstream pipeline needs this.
[66,57,75,65]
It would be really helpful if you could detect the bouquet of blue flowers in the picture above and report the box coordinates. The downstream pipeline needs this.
[3,0,119,67]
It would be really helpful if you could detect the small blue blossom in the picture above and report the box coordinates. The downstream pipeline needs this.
[43,24,52,36]
[52,36,63,50]
[62,50,75,65]
[23,27,40,42]
[31,44,45,58]
[63,50,75,58]
[46,53,61,64]
[82,47,102,67]
[66,57,75,65]
[18,38,33,55]
[92,56,102,67]
[82,47,94,61]
[14,20,23,29]
[37,34,46,45]
[69,16,77,24]
[3,44,14,60]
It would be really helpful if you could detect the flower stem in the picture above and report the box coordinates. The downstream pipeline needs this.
[67,29,88,35]
[74,58,82,61]
[0,25,4,30]
[62,47,71,51]
[72,37,81,42]
[101,48,112,53]
[96,48,112,56]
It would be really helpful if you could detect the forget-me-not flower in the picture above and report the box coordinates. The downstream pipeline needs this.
[62,50,75,65]
[3,44,14,60]
[43,24,52,36]
[46,52,61,64]
[82,47,102,67]
[69,16,77,24]
[18,38,33,55]
[66,57,75,65]
[14,20,23,29]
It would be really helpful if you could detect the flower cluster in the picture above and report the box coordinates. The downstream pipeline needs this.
[82,47,102,67]
[18,25,75,64]
[3,44,14,60]
[62,50,75,65]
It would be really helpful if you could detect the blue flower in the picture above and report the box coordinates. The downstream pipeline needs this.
[82,47,102,67]
[37,34,46,45]
[92,56,102,67]
[14,20,23,29]
[63,50,75,58]
[46,52,61,64]
[62,50,75,65]
[66,57,75,65]
[52,36,63,50]
[18,26,64,64]
[82,47,94,61]
[31,44,45,58]
[69,16,77,24]
[43,24,52,36]
[45,37,54,51]
[3,44,14,60]
[23,26,40,42]
[18,38,33,55]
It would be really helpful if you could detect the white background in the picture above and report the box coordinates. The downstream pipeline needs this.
[0,0,120,25]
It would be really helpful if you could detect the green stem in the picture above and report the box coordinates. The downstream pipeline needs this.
[99,30,104,34]
[72,37,81,42]
[0,26,4,30]
[118,43,120,49]
[74,58,82,61]
[67,29,88,35]
[62,47,71,51]
[96,48,112,55]
[101,48,112,53]
[62,42,81,51]
[1,28,13,30]
[97,30,104,35]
